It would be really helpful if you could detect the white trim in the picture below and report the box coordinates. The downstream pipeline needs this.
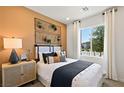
[80,55,103,59]
[80,24,104,58]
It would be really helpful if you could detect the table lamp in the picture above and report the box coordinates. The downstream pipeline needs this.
[3,38,22,64]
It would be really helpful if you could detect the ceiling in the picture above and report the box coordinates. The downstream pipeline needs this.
[26,6,110,24]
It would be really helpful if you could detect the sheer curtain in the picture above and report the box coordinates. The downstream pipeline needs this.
[73,21,81,59]
[103,8,118,80]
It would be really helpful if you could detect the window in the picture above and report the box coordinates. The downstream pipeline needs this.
[80,25,104,57]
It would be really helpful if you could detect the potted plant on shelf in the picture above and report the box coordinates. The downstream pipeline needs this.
[50,24,57,31]
[37,21,43,29]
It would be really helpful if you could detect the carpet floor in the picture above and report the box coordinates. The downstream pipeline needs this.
[103,79,124,87]
[21,78,124,87]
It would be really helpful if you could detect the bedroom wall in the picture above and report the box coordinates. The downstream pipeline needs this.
[67,23,74,58]
[81,14,104,27]
[0,6,67,85]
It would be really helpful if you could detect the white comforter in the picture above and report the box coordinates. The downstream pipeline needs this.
[37,58,103,87]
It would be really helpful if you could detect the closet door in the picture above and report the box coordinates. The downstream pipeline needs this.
[2,65,22,87]
[22,62,36,84]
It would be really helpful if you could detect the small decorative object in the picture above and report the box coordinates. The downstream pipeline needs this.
[46,39,51,44]
[37,21,44,30]
[26,49,31,61]
[50,24,57,31]
[43,36,47,42]
[57,36,61,42]
[35,18,61,45]
[3,38,22,64]
[20,49,31,61]
[20,53,27,61]
[37,21,42,29]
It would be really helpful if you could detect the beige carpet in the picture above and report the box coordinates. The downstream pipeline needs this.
[20,80,44,87]
[21,79,124,87]
[103,79,124,87]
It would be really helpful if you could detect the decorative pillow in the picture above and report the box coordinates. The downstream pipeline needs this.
[60,51,66,56]
[60,55,66,62]
[48,56,54,64]
[56,51,66,56]
[56,51,66,62]
[42,52,57,64]
[56,51,61,56]
[53,56,60,63]
[48,56,60,64]
[39,52,44,63]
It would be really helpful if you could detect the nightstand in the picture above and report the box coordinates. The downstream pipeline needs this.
[2,60,36,87]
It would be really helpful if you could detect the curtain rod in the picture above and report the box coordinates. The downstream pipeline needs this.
[102,8,118,15]
[73,20,81,24]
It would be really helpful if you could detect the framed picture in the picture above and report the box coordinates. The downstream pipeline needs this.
[34,18,61,45]
[20,53,27,61]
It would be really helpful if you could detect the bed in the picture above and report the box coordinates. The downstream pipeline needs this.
[35,45,103,87]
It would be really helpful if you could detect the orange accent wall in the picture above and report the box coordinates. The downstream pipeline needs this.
[0,6,67,85]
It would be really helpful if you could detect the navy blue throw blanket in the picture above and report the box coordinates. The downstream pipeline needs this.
[50,60,93,87]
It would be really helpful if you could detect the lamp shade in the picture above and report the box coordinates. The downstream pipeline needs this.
[3,38,22,49]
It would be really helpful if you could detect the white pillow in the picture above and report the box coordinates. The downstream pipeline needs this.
[56,51,61,56]
[56,50,66,56]
[39,52,44,63]
[48,56,54,64]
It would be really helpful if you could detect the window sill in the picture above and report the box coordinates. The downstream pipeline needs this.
[80,55,103,59]
[80,55,103,64]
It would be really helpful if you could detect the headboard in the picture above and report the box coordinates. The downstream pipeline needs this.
[34,44,62,62]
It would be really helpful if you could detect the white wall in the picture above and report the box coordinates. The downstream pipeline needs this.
[67,23,74,58]
[81,13,104,27]
[115,6,124,82]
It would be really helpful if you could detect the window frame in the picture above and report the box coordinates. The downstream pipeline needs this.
[80,24,104,58]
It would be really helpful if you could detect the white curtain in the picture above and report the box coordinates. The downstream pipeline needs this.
[73,21,81,59]
[103,8,118,80]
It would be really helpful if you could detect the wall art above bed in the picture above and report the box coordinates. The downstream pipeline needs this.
[34,18,61,45]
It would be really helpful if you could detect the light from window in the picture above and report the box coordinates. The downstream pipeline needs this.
[80,25,104,57]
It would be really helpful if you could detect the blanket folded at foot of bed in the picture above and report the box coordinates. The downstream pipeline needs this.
[50,60,93,87]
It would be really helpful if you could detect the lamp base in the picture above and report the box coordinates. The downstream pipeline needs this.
[9,49,19,64]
